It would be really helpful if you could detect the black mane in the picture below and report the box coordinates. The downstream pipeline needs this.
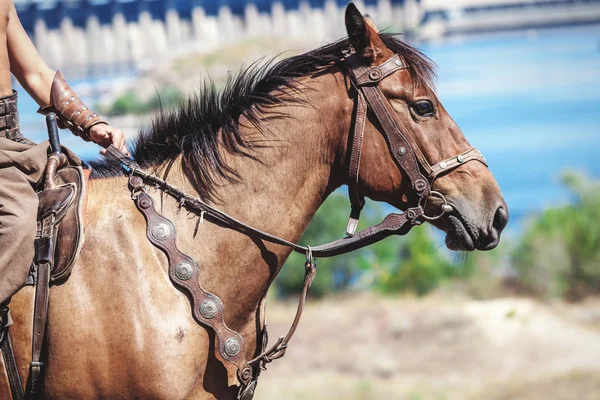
[89,35,436,201]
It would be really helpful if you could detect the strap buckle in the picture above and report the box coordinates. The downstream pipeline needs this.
[345,205,363,237]
[419,191,453,221]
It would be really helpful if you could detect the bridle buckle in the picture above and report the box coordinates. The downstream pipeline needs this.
[419,191,453,221]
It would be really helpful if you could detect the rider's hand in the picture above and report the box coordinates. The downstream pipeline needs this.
[88,123,130,157]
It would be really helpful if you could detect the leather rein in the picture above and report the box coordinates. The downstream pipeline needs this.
[104,48,488,399]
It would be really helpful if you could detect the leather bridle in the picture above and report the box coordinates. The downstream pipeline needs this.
[343,48,488,236]
[103,49,489,400]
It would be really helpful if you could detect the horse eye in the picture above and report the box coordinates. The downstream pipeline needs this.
[413,100,435,117]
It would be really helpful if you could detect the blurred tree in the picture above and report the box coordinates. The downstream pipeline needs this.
[273,192,459,298]
[513,171,600,300]
[371,226,454,296]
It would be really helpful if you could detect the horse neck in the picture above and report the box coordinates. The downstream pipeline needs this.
[146,70,351,328]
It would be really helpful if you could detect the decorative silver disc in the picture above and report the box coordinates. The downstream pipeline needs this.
[175,262,194,280]
[224,337,241,357]
[457,155,465,163]
[152,223,171,240]
[200,299,218,319]
[439,161,448,169]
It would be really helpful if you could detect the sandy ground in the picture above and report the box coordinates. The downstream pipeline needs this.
[253,293,600,400]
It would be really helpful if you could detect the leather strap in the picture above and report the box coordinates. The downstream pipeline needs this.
[129,176,253,385]
[0,91,23,143]
[429,147,487,180]
[29,259,51,395]
[1,333,24,400]
[346,53,432,199]
[352,54,408,86]
[0,114,18,129]
[1,306,24,400]
[29,199,60,395]
[248,256,316,367]
[0,128,23,142]
[346,91,367,236]
[311,207,423,257]
[0,92,17,115]
[236,256,316,400]
[106,146,424,259]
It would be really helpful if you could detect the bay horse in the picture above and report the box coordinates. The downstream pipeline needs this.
[2,4,507,399]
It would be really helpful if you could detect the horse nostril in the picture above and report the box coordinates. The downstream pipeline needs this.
[492,205,509,233]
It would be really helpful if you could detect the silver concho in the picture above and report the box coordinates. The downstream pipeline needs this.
[152,223,171,240]
[200,299,218,319]
[224,337,241,357]
[175,262,194,280]
[439,161,448,169]
[457,154,465,163]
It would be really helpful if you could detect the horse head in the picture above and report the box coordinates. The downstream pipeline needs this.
[341,3,508,251]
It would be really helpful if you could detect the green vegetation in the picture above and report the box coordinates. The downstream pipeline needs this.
[274,194,382,298]
[513,171,600,301]
[274,192,462,298]
[104,86,182,116]
[274,171,600,302]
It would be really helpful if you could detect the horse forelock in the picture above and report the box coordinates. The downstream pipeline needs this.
[88,34,436,202]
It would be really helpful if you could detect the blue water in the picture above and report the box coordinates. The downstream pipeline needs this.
[422,25,600,228]
[14,25,600,232]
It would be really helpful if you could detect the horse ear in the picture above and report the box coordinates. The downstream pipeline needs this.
[344,3,390,63]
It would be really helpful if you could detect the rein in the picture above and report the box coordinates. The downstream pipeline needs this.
[103,48,487,400]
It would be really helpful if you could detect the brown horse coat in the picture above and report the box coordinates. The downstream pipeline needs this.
[1,5,507,398]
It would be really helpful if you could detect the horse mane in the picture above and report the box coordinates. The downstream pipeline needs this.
[89,35,436,201]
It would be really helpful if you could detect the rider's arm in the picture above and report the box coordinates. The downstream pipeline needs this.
[6,0,53,106]
[6,0,129,155]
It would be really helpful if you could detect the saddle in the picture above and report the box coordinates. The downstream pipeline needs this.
[34,164,88,283]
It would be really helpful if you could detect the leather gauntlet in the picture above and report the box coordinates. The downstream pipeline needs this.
[38,71,107,141]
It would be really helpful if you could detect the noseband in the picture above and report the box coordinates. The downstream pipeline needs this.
[344,49,488,235]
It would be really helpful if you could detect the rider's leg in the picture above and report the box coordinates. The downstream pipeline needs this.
[0,165,38,304]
